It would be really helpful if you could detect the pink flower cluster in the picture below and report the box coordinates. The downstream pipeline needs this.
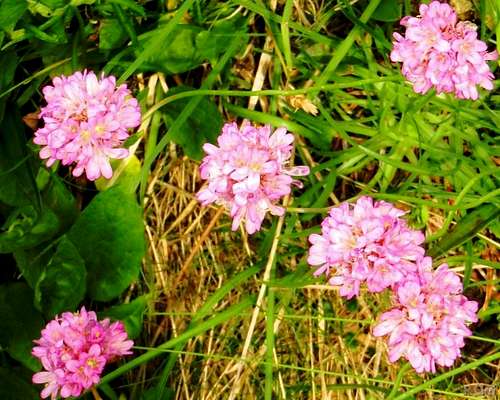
[307,197,478,372]
[373,257,478,372]
[32,307,133,399]
[391,1,498,99]
[307,197,425,298]
[34,70,141,181]
[197,121,309,234]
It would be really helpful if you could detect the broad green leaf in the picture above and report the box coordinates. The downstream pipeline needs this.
[100,295,148,339]
[0,367,39,400]
[0,108,39,208]
[162,86,224,160]
[99,18,128,50]
[0,175,77,253]
[41,175,79,233]
[14,244,51,289]
[144,25,203,74]
[95,155,141,194]
[371,0,402,22]
[68,186,145,301]
[0,206,59,253]
[0,0,27,32]
[428,204,500,257]
[144,20,246,74]
[0,283,45,371]
[35,236,86,317]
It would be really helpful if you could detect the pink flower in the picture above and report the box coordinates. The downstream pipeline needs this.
[391,1,497,99]
[34,70,141,180]
[32,307,133,399]
[373,257,478,373]
[307,196,425,298]
[197,121,309,234]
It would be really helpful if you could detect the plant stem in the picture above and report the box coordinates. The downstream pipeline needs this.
[386,362,412,399]
[91,387,103,400]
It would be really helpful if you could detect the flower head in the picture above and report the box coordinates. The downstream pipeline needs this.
[34,70,141,180]
[307,196,425,298]
[32,307,133,399]
[373,257,478,373]
[197,121,309,234]
[391,1,498,99]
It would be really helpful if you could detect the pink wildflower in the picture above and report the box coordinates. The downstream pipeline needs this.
[391,1,498,99]
[373,257,478,373]
[34,70,141,180]
[32,307,133,399]
[197,121,309,234]
[307,196,425,298]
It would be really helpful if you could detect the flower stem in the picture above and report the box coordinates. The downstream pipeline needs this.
[91,387,103,400]
[387,362,412,399]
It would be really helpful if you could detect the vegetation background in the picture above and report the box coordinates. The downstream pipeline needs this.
[0,0,498,398]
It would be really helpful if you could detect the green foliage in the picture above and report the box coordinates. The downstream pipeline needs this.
[162,86,224,160]
[0,109,38,208]
[0,0,498,398]
[95,155,142,194]
[68,186,145,301]
[143,19,246,74]
[0,0,27,33]
[0,283,44,371]
[0,367,39,400]
[34,236,86,317]
[428,204,500,257]
[100,295,148,339]
[99,18,128,50]
[372,0,402,22]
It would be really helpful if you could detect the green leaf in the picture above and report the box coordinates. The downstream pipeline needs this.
[0,283,45,371]
[428,204,500,257]
[99,18,128,50]
[95,155,141,194]
[0,108,39,208]
[144,20,246,74]
[100,295,148,339]
[0,0,27,32]
[14,244,51,289]
[371,0,402,22]
[107,0,146,16]
[0,206,59,253]
[68,186,145,301]
[0,367,39,400]
[35,236,86,317]
[41,175,79,232]
[144,25,203,74]
[0,174,77,254]
[162,86,224,160]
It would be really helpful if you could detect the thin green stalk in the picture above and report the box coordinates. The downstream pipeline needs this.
[98,297,255,385]
[386,363,411,399]
[142,87,163,171]
[139,34,245,201]
[264,227,279,400]
[112,4,141,49]
[425,173,488,242]
[314,0,383,88]
[139,76,401,122]
[280,0,294,69]
[393,352,500,399]
[117,0,196,83]
[155,265,261,399]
